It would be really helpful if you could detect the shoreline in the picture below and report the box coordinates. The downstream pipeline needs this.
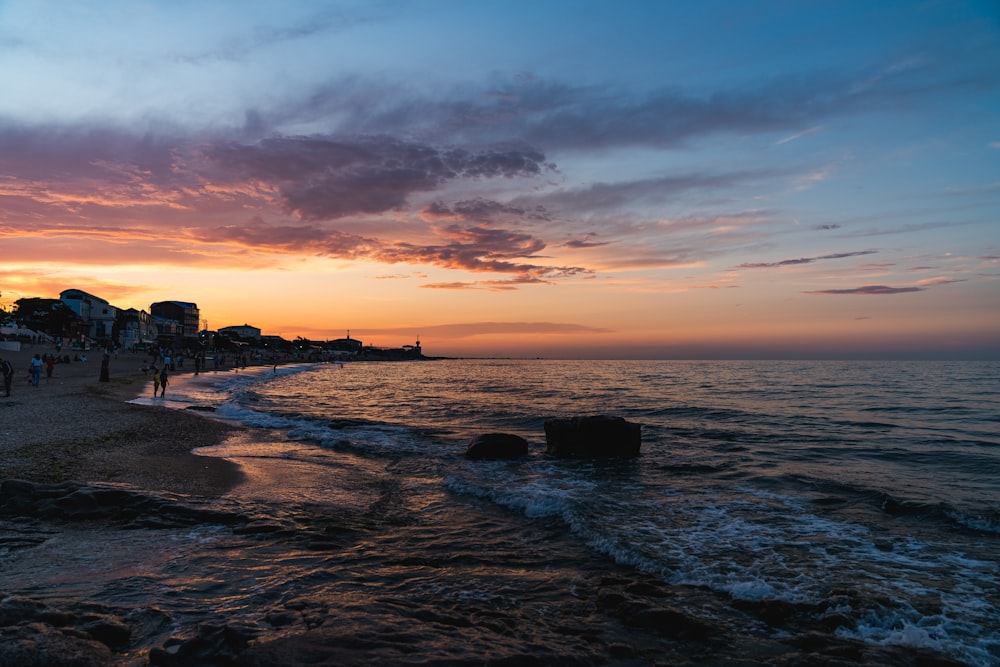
[0,352,984,666]
[0,346,245,497]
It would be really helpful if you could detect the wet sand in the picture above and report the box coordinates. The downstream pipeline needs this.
[0,345,244,496]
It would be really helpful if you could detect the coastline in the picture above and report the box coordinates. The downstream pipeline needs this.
[0,354,987,666]
[0,346,244,496]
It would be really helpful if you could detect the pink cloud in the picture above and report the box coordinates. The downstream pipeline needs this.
[804,285,924,295]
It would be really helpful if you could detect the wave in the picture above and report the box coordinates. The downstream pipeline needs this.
[773,474,1000,537]
[214,402,437,459]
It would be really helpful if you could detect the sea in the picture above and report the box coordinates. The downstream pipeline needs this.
[2,359,998,665]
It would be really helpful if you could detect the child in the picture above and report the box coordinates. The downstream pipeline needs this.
[152,366,161,397]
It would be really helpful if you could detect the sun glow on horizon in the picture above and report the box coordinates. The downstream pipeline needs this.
[1,1,997,359]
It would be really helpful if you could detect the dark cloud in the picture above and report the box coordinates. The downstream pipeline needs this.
[816,224,841,230]
[530,170,773,214]
[423,198,551,223]
[563,233,610,249]
[375,223,589,281]
[194,220,375,256]
[0,122,181,182]
[294,52,999,152]
[804,285,925,295]
[209,136,550,220]
[190,217,590,284]
[736,250,877,269]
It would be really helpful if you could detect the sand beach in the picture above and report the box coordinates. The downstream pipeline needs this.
[0,345,243,496]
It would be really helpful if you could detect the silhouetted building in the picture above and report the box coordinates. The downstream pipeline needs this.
[219,323,261,340]
[150,301,199,340]
[327,333,363,354]
[118,308,158,349]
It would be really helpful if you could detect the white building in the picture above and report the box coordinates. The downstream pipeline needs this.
[60,289,117,341]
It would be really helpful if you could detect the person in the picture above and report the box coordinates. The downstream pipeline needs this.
[46,355,55,379]
[30,354,43,388]
[159,366,169,397]
[99,353,110,382]
[152,366,161,397]
[0,356,13,397]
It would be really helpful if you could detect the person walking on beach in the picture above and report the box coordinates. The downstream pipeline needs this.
[152,366,161,397]
[30,354,42,388]
[99,353,110,382]
[0,356,13,397]
[159,366,169,397]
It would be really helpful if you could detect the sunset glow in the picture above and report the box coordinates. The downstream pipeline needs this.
[1,1,998,358]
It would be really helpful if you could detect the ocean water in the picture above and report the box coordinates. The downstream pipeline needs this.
[4,359,999,665]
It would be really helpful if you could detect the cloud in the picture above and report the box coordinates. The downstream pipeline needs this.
[335,54,997,152]
[914,277,965,286]
[421,282,480,290]
[374,222,589,281]
[528,170,775,215]
[359,321,611,338]
[562,233,611,249]
[209,135,551,220]
[804,285,925,295]
[736,250,877,269]
[194,220,375,256]
[776,125,826,145]
[421,198,551,224]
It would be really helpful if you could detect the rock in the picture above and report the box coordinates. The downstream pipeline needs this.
[78,614,131,648]
[0,622,113,667]
[466,433,529,460]
[149,621,261,666]
[544,416,641,458]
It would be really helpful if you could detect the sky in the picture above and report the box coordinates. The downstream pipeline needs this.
[1,1,998,359]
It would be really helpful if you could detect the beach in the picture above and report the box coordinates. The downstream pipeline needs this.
[0,356,994,666]
[0,346,243,495]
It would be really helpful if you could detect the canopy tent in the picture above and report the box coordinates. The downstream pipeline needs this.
[0,326,46,338]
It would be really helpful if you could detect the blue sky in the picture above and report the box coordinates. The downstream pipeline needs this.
[1,0,998,358]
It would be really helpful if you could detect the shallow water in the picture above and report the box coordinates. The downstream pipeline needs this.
[2,359,998,665]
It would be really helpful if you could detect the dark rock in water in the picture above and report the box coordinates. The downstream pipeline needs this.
[0,622,113,667]
[544,415,641,458]
[466,433,529,460]
[0,595,135,667]
[78,613,132,649]
[149,621,261,666]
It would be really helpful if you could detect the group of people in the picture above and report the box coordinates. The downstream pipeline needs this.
[0,351,105,397]
[151,364,169,397]
[0,354,51,395]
